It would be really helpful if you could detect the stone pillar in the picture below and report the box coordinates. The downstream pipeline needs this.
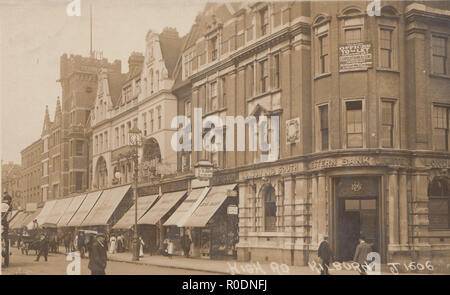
[294,174,309,265]
[410,171,431,250]
[311,173,319,247]
[399,170,409,249]
[283,176,295,233]
[317,173,327,241]
[388,169,400,251]
[237,181,250,261]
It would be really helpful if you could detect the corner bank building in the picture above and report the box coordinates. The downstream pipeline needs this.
[174,1,450,268]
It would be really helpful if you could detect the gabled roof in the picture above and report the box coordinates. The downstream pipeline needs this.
[159,28,184,78]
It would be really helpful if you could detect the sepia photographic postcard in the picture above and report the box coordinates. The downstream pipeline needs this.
[1,0,450,281]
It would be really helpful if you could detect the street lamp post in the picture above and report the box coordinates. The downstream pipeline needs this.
[128,123,142,261]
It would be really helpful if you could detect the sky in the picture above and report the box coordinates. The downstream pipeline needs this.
[0,0,207,164]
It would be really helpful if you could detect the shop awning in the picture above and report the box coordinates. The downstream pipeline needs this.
[164,187,210,227]
[67,190,103,227]
[113,194,159,229]
[7,210,19,223]
[138,191,187,225]
[45,197,74,225]
[32,200,57,228]
[57,194,87,227]
[21,208,43,230]
[183,184,237,227]
[82,185,131,226]
[9,211,28,229]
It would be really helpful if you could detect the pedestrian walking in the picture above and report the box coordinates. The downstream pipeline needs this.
[139,236,145,257]
[317,235,333,275]
[35,234,49,262]
[88,232,108,275]
[109,235,117,254]
[167,238,174,259]
[353,236,372,275]
[117,234,124,253]
[182,234,192,257]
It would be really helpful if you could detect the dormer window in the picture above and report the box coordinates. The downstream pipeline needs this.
[123,85,132,102]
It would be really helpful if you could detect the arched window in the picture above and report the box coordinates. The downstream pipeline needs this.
[155,70,160,91]
[95,156,108,189]
[262,185,277,231]
[150,69,154,94]
[428,176,450,230]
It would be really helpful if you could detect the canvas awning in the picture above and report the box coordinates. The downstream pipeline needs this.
[7,210,19,223]
[31,200,57,228]
[22,208,43,230]
[138,191,187,225]
[45,197,74,225]
[183,184,237,227]
[67,191,103,227]
[163,187,210,227]
[57,194,87,227]
[113,194,159,229]
[9,211,28,229]
[82,185,131,226]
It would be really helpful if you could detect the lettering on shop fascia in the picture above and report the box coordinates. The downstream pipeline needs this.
[309,156,374,170]
[239,163,301,181]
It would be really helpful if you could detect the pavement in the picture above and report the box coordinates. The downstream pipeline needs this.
[2,248,216,275]
[106,251,366,275]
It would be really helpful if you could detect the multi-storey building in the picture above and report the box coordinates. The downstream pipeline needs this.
[174,1,450,268]
[59,53,122,195]
[40,98,63,201]
[1,162,22,209]
[20,138,42,206]
[91,28,183,189]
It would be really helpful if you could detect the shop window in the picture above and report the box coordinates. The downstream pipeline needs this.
[346,101,363,148]
[432,36,447,75]
[381,100,395,148]
[263,185,277,232]
[380,28,393,68]
[319,104,329,151]
[433,105,449,151]
[428,177,450,230]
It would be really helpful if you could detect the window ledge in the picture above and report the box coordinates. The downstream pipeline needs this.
[430,73,450,80]
[247,88,281,103]
[202,107,227,118]
[314,72,331,80]
[376,68,400,73]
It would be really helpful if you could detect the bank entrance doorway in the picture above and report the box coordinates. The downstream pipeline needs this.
[334,176,381,262]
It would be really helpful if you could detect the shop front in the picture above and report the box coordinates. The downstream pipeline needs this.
[183,183,239,260]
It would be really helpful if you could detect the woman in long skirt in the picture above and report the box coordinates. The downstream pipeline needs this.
[139,237,145,257]
[109,235,117,254]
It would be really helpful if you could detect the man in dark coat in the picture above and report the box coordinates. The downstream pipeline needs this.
[353,236,372,275]
[35,234,49,262]
[317,235,333,275]
[88,232,107,275]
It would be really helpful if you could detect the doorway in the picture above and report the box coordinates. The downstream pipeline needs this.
[337,198,378,261]
[334,176,380,262]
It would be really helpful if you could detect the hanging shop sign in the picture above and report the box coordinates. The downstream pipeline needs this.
[227,205,238,215]
[195,160,214,180]
[339,42,373,72]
